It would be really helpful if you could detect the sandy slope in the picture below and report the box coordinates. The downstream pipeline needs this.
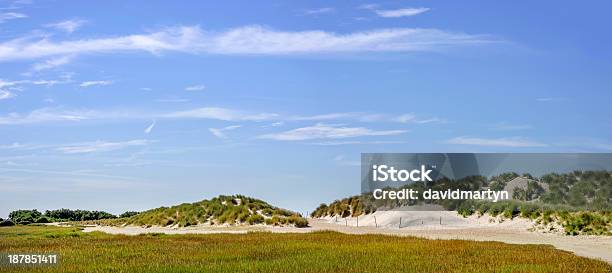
[82,211,612,264]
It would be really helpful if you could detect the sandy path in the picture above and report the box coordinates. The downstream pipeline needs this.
[82,212,612,264]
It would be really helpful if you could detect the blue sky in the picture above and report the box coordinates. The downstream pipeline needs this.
[1,0,611,217]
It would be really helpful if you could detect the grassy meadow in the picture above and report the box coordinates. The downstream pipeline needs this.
[1,225,610,273]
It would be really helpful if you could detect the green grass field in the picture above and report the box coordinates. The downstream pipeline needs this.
[1,226,610,273]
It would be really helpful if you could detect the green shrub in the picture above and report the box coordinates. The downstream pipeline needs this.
[559,211,611,236]
[288,215,309,228]
[0,219,15,226]
[119,211,139,218]
[9,209,42,223]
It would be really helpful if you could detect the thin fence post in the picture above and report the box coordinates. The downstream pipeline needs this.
[439,216,442,225]
[345,218,348,226]
[356,216,359,227]
[374,216,377,228]
[399,217,402,229]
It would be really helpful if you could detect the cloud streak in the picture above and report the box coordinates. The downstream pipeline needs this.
[259,124,407,141]
[446,136,547,147]
[0,107,444,127]
[31,55,73,71]
[374,8,430,18]
[56,139,153,154]
[303,7,334,15]
[0,108,91,125]
[0,25,497,62]
[209,125,241,139]
[393,113,442,124]
[0,90,15,100]
[80,80,113,87]
[185,84,205,91]
[165,107,279,121]
[0,12,26,23]
[144,120,156,134]
[45,19,87,33]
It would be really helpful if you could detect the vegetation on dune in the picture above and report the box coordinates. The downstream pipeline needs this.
[455,200,612,235]
[555,211,612,236]
[114,195,307,228]
[311,195,371,218]
[0,225,609,273]
[313,171,611,235]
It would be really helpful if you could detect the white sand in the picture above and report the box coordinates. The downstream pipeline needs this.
[82,211,612,264]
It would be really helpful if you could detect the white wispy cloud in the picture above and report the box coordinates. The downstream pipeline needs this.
[165,107,279,121]
[0,12,26,23]
[185,84,205,91]
[393,113,442,124]
[358,4,379,10]
[56,139,153,154]
[290,112,442,124]
[0,79,23,89]
[0,106,148,125]
[1,75,72,89]
[31,80,60,86]
[209,125,241,139]
[80,80,113,87]
[0,107,91,125]
[446,136,547,147]
[0,25,496,62]
[0,90,15,100]
[45,19,87,33]
[0,107,444,127]
[259,123,407,141]
[311,140,406,145]
[290,112,357,121]
[0,142,57,151]
[144,120,156,134]
[31,55,73,71]
[0,107,271,125]
[374,8,430,18]
[303,7,334,15]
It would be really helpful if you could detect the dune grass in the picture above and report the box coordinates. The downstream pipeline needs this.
[1,225,610,273]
